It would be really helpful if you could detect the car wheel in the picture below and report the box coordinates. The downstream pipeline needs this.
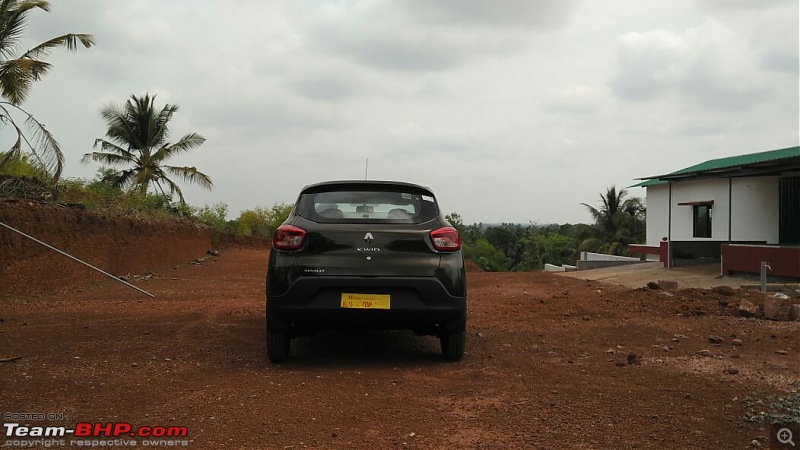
[267,327,290,363]
[440,329,466,361]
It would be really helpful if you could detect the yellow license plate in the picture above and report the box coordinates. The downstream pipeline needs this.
[340,293,391,310]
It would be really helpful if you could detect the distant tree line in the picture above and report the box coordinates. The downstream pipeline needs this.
[447,186,646,272]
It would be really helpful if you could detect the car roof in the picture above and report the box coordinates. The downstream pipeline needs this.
[300,180,434,195]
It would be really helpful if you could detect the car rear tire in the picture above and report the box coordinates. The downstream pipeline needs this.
[440,329,466,361]
[267,328,290,363]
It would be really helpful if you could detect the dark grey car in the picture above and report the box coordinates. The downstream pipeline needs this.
[266,180,467,362]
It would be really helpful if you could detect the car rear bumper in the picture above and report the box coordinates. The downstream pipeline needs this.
[267,276,466,336]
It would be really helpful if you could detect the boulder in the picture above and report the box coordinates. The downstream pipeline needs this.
[737,299,760,318]
[763,296,793,321]
[791,304,800,322]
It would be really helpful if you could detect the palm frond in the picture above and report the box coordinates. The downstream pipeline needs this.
[0,59,48,104]
[165,165,213,190]
[82,151,136,167]
[159,175,185,204]
[21,107,61,179]
[91,138,135,159]
[0,102,21,167]
[108,168,136,189]
[0,101,62,179]
[0,1,50,60]
[153,133,206,161]
[21,33,95,60]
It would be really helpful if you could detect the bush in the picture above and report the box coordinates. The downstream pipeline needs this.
[54,169,190,221]
[236,204,292,239]
[0,152,51,181]
[463,239,512,272]
[194,203,229,242]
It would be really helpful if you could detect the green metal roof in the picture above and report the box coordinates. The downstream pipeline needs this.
[637,145,800,185]
[629,179,666,188]
[668,146,799,176]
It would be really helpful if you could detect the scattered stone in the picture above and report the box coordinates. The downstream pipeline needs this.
[671,337,680,343]
[658,280,678,290]
[708,336,724,345]
[711,286,735,296]
[131,362,138,368]
[697,349,713,357]
[207,250,220,256]
[732,339,743,346]
[646,281,661,290]
[662,346,670,352]
[475,332,484,338]
[614,361,626,367]
[582,315,591,321]
[604,348,615,354]
[776,350,788,355]
[764,297,793,321]
[723,367,739,375]
[738,299,760,318]
[627,354,640,365]
[791,304,800,322]
[749,439,761,448]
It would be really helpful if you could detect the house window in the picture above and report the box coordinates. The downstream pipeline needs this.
[693,204,712,238]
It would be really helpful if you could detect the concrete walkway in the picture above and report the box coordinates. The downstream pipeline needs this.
[555,262,755,290]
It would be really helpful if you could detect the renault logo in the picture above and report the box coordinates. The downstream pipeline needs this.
[363,232,374,244]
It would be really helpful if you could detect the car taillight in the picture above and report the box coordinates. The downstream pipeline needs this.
[272,225,307,250]
[430,227,461,252]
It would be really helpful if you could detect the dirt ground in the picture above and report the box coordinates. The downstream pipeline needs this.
[1,247,798,449]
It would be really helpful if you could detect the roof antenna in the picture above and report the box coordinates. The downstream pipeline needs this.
[365,157,369,180]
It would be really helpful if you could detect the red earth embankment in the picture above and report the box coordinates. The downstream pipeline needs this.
[0,199,212,298]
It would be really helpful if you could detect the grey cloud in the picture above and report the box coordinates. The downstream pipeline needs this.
[191,94,350,138]
[288,73,362,102]
[608,21,772,109]
[399,0,578,30]
[698,0,790,11]
[760,49,799,74]
[544,85,604,113]
[307,23,480,71]
[608,49,670,102]
[300,0,573,72]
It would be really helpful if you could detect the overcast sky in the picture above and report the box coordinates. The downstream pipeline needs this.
[12,0,799,224]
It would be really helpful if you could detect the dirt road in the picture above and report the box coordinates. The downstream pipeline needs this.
[1,247,798,449]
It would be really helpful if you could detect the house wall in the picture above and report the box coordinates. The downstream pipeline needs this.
[722,244,800,278]
[644,184,669,246]
[731,176,780,243]
[669,179,730,241]
[645,176,779,244]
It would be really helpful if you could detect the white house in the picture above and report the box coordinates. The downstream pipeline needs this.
[631,146,800,278]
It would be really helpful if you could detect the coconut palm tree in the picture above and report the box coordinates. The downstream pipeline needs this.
[82,93,212,204]
[0,0,94,180]
[579,186,645,255]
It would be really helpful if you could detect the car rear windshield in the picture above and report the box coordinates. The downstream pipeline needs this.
[296,189,439,224]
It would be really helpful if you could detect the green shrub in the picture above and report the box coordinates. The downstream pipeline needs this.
[194,203,230,242]
[236,203,292,239]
